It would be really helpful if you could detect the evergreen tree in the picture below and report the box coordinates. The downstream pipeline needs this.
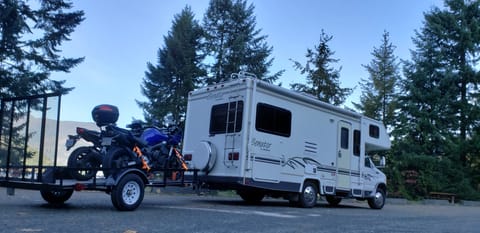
[396,0,480,162]
[202,0,282,84]
[392,0,480,199]
[138,6,205,124]
[434,0,480,167]
[0,0,83,166]
[353,31,400,128]
[0,0,84,98]
[291,30,352,106]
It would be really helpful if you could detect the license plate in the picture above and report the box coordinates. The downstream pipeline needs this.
[102,137,113,146]
[65,138,77,150]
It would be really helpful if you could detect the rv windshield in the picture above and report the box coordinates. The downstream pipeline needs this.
[365,156,386,168]
[365,157,373,168]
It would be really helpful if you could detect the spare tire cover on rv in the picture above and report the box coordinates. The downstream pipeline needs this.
[192,141,216,172]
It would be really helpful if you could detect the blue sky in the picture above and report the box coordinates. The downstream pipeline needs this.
[51,0,443,128]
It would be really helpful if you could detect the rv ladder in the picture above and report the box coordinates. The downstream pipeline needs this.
[223,96,241,168]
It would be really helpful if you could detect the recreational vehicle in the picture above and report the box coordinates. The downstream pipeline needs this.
[182,73,390,209]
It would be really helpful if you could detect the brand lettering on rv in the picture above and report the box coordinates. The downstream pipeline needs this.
[251,138,272,151]
[206,92,226,100]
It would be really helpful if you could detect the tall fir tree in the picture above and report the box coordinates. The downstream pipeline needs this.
[396,0,480,162]
[0,0,84,98]
[0,0,83,166]
[138,6,205,124]
[392,0,480,199]
[202,0,282,84]
[353,31,400,128]
[291,30,352,106]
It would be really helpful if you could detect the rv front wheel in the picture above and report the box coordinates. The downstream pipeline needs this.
[368,188,385,209]
[298,181,318,208]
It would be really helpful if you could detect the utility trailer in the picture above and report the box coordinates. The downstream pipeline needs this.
[0,93,196,211]
[182,73,390,209]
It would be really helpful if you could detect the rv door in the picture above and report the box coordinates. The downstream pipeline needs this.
[337,121,352,190]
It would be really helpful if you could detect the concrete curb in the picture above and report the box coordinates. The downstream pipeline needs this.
[387,197,480,206]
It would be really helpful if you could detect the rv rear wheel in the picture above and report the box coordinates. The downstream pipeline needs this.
[237,190,264,204]
[298,181,318,208]
[325,195,342,206]
[368,188,386,209]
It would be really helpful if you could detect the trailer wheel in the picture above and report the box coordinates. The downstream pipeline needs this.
[237,190,265,204]
[40,189,74,205]
[298,181,318,208]
[67,147,102,181]
[111,173,145,211]
[325,195,342,206]
[368,188,386,209]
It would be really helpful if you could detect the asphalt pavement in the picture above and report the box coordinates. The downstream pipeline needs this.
[0,187,479,233]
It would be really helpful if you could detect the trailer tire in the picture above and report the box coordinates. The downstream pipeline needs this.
[368,188,386,209]
[325,195,342,206]
[111,173,145,211]
[237,190,264,204]
[67,147,102,181]
[298,181,318,208]
[40,189,74,204]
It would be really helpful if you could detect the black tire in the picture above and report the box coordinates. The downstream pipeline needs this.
[368,188,386,209]
[111,173,145,211]
[102,147,137,178]
[40,189,74,204]
[237,189,265,204]
[325,195,342,206]
[298,181,318,208]
[67,147,102,181]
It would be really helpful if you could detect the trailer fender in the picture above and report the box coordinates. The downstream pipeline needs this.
[107,169,148,187]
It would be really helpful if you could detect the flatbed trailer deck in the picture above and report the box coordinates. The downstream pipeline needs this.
[0,93,199,211]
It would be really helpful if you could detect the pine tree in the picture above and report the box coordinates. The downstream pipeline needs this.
[138,6,205,124]
[392,0,480,199]
[0,0,84,98]
[291,30,352,106]
[0,0,83,166]
[396,0,480,162]
[353,31,400,128]
[202,0,282,84]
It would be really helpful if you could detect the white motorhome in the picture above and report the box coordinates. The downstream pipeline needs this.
[182,73,390,209]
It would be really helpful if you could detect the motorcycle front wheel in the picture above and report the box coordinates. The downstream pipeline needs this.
[67,147,102,181]
[102,147,137,178]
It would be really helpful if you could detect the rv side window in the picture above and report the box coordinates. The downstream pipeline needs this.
[369,124,380,138]
[341,127,349,149]
[209,101,243,134]
[255,103,291,137]
[353,130,360,156]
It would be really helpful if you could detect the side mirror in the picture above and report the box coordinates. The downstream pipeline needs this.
[379,156,386,168]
